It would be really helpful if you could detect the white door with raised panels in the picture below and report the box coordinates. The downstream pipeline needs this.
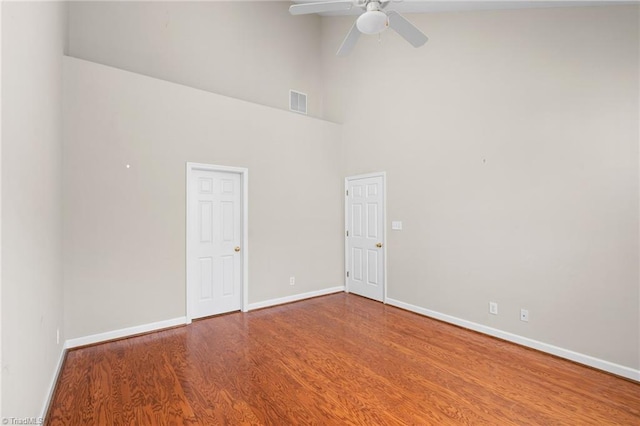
[187,166,243,319]
[346,173,385,302]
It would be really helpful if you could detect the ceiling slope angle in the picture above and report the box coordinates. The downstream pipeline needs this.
[292,0,637,15]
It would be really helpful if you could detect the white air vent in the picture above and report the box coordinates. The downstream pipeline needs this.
[289,90,307,115]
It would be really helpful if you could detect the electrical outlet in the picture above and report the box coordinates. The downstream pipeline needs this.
[520,309,529,322]
[289,276,295,286]
[489,302,498,315]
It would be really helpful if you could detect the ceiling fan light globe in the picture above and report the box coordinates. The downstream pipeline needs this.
[356,11,388,35]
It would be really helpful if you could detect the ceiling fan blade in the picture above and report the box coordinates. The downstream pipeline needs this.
[336,21,361,56]
[387,11,428,48]
[289,1,353,16]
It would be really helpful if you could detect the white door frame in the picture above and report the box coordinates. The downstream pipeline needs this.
[344,172,387,302]
[186,162,249,323]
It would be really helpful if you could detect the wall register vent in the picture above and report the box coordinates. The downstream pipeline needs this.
[289,90,307,115]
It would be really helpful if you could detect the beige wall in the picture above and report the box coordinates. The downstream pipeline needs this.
[67,1,325,118]
[63,57,344,339]
[1,1,66,417]
[322,5,639,369]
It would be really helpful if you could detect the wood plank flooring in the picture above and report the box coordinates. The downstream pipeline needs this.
[47,293,640,425]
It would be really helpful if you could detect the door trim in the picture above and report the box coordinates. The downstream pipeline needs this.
[344,172,387,302]
[186,162,249,323]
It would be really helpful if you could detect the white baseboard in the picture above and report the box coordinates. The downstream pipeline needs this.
[65,316,187,349]
[63,287,345,349]
[247,286,345,311]
[64,287,347,349]
[40,346,67,420]
[385,298,640,382]
[64,286,344,349]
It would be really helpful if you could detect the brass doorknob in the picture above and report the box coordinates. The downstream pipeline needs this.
[234,247,241,252]
[376,243,383,248]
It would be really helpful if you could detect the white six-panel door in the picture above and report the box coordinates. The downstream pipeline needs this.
[346,174,385,302]
[188,167,243,319]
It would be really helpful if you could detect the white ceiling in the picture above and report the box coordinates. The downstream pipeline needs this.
[292,0,637,15]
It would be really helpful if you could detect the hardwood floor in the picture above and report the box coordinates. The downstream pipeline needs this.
[47,293,640,425]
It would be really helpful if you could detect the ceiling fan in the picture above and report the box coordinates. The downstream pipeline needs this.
[289,0,428,56]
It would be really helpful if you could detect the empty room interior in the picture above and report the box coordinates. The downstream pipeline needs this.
[1,0,640,423]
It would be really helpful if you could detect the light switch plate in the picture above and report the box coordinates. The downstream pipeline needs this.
[391,221,403,230]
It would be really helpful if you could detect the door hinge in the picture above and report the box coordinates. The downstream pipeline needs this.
[346,189,349,196]
[346,230,349,237]
[347,271,350,277]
